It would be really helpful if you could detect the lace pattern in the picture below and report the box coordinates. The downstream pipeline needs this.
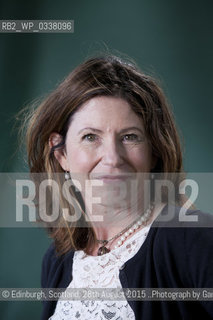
[49,224,151,320]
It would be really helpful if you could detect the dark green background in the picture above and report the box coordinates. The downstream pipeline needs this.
[0,0,212,319]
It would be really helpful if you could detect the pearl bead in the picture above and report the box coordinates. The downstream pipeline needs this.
[129,228,133,234]
[65,172,70,180]
[137,221,142,226]
[121,236,125,241]
[117,240,122,246]
[124,231,129,237]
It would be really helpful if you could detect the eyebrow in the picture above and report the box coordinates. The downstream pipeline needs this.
[77,126,144,135]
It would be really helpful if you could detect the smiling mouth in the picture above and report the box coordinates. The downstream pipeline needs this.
[94,175,131,182]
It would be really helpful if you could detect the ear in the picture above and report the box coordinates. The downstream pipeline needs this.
[49,133,69,171]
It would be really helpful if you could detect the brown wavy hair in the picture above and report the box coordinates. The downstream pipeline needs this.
[24,54,184,255]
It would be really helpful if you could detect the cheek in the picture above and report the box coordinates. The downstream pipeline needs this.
[127,147,152,171]
[66,147,96,173]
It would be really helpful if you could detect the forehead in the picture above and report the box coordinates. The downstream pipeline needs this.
[69,96,143,129]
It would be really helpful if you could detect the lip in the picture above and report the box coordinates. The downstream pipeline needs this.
[95,175,130,182]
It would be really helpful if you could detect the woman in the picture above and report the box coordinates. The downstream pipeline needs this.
[25,55,213,319]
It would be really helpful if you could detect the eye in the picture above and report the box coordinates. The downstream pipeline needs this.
[82,133,98,142]
[122,134,140,142]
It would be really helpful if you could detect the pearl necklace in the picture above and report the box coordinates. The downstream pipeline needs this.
[96,204,154,255]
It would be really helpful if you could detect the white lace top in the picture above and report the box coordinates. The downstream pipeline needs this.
[49,224,152,320]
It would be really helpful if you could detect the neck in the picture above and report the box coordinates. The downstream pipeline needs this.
[86,201,145,241]
[86,202,166,256]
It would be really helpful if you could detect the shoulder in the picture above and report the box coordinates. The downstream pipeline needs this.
[152,205,213,248]
[153,204,213,226]
[152,205,213,286]
[41,243,75,289]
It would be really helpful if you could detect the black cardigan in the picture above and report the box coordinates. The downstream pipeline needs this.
[41,206,213,319]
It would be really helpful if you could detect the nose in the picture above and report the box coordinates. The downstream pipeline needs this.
[101,137,124,168]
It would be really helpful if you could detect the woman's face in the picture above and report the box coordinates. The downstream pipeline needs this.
[57,96,154,178]
[53,96,155,216]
